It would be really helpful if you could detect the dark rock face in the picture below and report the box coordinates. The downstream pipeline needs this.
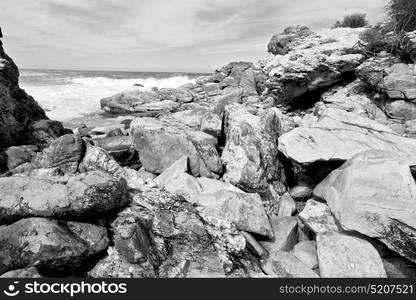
[0,35,47,150]
[0,218,108,274]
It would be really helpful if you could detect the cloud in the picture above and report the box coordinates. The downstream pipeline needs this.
[0,0,385,71]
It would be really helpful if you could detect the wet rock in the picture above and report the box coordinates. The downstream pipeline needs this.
[314,150,416,263]
[317,231,387,278]
[0,218,108,275]
[0,171,128,223]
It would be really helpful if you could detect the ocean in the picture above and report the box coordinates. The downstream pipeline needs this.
[20,69,206,121]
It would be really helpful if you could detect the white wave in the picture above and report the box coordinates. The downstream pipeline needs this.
[21,75,195,121]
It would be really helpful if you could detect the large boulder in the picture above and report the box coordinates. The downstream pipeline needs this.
[278,108,416,165]
[261,27,365,105]
[268,26,313,55]
[131,117,222,177]
[0,218,109,275]
[0,33,48,150]
[221,104,282,192]
[0,171,128,223]
[317,231,386,278]
[314,150,416,263]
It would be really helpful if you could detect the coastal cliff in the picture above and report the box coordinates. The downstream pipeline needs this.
[1,24,416,278]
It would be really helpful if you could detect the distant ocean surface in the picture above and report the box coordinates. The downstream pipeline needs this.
[20,69,207,121]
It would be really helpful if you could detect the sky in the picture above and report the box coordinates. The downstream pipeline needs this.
[0,0,385,72]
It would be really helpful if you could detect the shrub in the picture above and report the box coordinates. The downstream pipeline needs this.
[333,13,368,28]
[386,0,416,32]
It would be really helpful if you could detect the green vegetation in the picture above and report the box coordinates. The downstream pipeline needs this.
[333,13,368,28]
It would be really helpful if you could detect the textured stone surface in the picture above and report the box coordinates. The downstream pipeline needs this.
[261,217,298,254]
[262,251,319,278]
[0,171,128,223]
[317,231,387,278]
[314,150,416,263]
[299,199,342,234]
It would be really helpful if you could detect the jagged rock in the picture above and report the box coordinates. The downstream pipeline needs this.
[241,231,268,258]
[0,267,42,278]
[261,217,298,254]
[317,231,387,278]
[190,189,273,238]
[0,36,48,149]
[0,171,128,223]
[298,199,342,234]
[278,108,416,165]
[268,25,314,55]
[212,89,243,116]
[88,247,155,278]
[314,150,416,263]
[221,103,282,192]
[154,156,188,188]
[111,189,234,278]
[262,251,319,278]
[0,218,108,275]
[93,135,132,153]
[66,221,109,254]
[131,117,222,177]
[195,177,244,194]
[276,193,296,217]
[291,241,318,270]
[261,27,364,104]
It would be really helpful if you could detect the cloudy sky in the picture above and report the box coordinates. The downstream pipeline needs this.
[0,0,384,72]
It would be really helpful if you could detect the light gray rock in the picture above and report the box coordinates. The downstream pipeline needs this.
[291,241,318,270]
[262,251,319,278]
[154,156,188,188]
[164,173,203,198]
[221,103,282,192]
[277,193,296,217]
[0,267,42,278]
[314,150,416,263]
[190,189,273,238]
[261,217,298,254]
[317,231,387,278]
[298,199,342,234]
[289,184,313,201]
[278,108,416,165]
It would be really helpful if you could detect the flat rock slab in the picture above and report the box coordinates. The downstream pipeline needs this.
[278,108,416,165]
[317,231,387,278]
[314,150,416,263]
[291,241,318,270]
[0,170,128,223]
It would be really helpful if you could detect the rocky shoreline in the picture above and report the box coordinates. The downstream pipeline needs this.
[1,24,416,278]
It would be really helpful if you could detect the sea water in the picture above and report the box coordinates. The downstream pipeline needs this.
[20,69,205,121]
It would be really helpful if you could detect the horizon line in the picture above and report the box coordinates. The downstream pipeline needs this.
[20,67,213,74]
